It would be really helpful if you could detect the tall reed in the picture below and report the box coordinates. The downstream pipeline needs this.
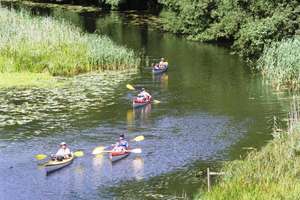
[200,97,300,199]
[0,7,140,76]
[257,37,300,90]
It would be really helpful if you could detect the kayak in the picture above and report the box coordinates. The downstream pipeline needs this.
[109,148,130,162]
[44,155,74,175]
[152,65,168,74]
[133,97,151,108]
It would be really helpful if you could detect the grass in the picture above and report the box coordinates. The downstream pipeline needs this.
[0,0,102,12]
[0,6,140,76]
[198,101,300,200]
[257,37,300,90]
[0,72,61,88]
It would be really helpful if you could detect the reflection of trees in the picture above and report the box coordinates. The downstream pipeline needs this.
[95,12,150,52]
[81,12,98,33]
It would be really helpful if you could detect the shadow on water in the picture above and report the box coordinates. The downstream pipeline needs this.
[0,3,296,200]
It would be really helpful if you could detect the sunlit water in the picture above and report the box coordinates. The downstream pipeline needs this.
[0,4,295,200]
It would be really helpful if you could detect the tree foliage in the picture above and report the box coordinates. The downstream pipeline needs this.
[159,0,300,59]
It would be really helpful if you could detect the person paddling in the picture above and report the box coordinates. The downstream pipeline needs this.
[153,63,160,70]
[51,142,72,161]
[159,58,168,69]
[139,88,152,101]
[112,134,129,152]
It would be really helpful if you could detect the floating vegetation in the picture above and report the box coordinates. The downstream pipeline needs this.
[0,6,140,76]
[0,69,137,141]
[0,72,62,88]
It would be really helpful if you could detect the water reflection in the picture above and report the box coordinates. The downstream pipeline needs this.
[93,154,105,172]
[153,73,169,90]
[126,103,152,128]
[132,156,144,180]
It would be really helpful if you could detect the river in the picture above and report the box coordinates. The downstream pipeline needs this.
[0,3,294,200]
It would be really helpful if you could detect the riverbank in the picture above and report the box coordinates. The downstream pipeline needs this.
[198,104,300,199]
[0,6,139,87]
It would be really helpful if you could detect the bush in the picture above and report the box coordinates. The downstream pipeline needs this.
[159,0,300,59]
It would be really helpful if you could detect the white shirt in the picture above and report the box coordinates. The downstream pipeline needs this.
[55,147,71,157]
[140,91,151,98]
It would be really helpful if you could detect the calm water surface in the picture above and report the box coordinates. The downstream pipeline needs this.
[0,5,294,200]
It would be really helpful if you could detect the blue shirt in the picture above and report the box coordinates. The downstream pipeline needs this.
[118,139,128,148]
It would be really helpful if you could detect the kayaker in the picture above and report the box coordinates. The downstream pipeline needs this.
[139,88,152,100]
[51,142,72,161]
[153,63,160,70]
[159,58,168,69]
[113,134,129,152]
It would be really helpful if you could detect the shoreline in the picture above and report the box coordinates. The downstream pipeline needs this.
[199,101,300,199]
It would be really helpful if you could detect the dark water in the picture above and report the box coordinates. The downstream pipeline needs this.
[0,4,294,200]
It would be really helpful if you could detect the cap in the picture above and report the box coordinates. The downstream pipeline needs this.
[60,142,67,146]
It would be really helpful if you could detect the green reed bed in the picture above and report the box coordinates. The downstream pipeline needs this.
[199,100,300,200]
[0,7,139,76]
[257,37,300,90]
[200,126,300,200]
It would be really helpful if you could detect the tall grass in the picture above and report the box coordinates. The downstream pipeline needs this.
[199,98,300,200]
[257,37,300,90]
[0,6,140,76]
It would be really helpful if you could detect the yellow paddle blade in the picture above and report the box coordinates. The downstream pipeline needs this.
[153,100,161,104]
[74,151,84,157]
[133,135,144,142]
[92,146,106,155]
[126,84,135,90]
[35,154,47,160]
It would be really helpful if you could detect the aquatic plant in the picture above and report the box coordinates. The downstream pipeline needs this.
[257,37,300,90]
[0,7,140,76]
[0,69,137,140]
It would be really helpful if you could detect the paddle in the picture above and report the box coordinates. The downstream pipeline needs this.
[132,135,144,142]
[92,135,144,155]
[94,148,142,154]
[126,84,161,104]
[35,150,84,160]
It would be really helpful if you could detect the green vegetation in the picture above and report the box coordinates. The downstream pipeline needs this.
[0,72,61,88]
[258,37,300,90]
[0,6,139,76]
[159,0,299,59]
[199,121,300,199]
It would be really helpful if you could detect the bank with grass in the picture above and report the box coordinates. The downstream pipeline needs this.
[198,115,300,199]
[0,6,140,87]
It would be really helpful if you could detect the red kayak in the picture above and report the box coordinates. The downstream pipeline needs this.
[109,148,131,162]
[132,97,152,108]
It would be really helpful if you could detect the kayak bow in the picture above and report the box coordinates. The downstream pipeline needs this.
[109,149,130,162]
